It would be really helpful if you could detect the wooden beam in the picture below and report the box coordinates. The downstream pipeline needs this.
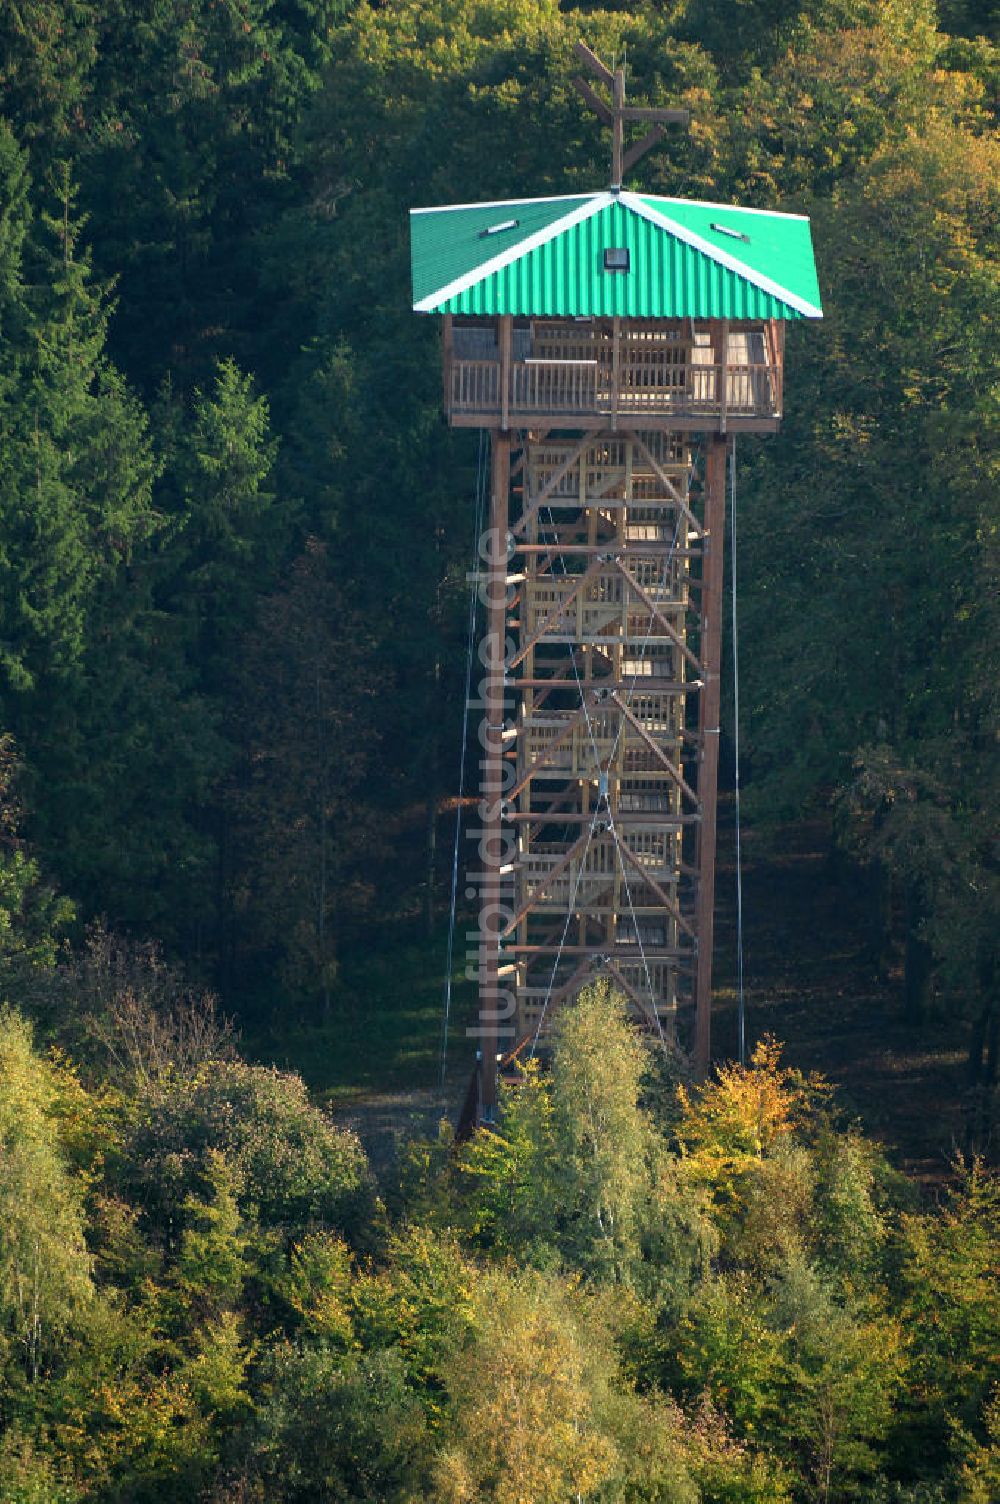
[478,432,510,1123]
[604,958,663,1031]
[574,39,614,87]
[507,811,699,826]
[513,677,698,693]
[514,545,703,558]
[505,699,593,802]
[620,105,689,124]
[613,558,703,674]
[612,831,697,939]
[610,692,700,807]
[612,67,624,188]
[511,944,690,958]
[449,412,781,435]
[442,315,453,417]
[525,961,597,1028]
[622,430,703,536]
[572,75,613,125]
[715,319,729,434]
[499,314,512,432]
[621,123,665,177]
[508,555,605,669]
[512,432,595,538]
[501,827,597,938]
[693,436,727,1079]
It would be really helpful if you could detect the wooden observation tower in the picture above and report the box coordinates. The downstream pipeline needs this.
[412,46,822,1119]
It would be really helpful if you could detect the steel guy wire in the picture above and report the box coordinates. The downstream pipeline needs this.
[730,437,747,1065]
[606,811,670,1056]
[440,430,488,1092]
[528,805,603,1059]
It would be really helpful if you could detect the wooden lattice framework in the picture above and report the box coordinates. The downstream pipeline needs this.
[469,315,739,1116]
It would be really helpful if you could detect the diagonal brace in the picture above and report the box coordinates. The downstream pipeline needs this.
[510,555,606,669]
[507,699,595,802]
[611,826,697,940]
[501,827,600,938]
[613,558,702,674]
[610,691,700,807]
[512,433,596,538]
[621,430,703,537]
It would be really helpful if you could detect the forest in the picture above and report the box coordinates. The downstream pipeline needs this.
[0,0,997,1498]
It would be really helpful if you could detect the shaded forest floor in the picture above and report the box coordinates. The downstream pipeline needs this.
[712,813,968,1183]
[250,813,970,1182]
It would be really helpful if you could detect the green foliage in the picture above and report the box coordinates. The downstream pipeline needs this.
[351,1225,476,1410]
[459,982,714,1295]
[547,980,660,1280]
[0,985,993,1499]
[894,1160,1000,1450]
[434,1269,618,1503]
[675,1272,787,1440]
[958,1387,1000,1504]
[0,735,73,970]
[771,1255,905,1497]
[173,1151,250,1320]
[248,1343,431,1502]
[165,358,286,673]
[0,1009,93,1383]
[0,1426,81,1503]
[0,163,158,696]
[118,1057,377,1246]
[227,537,377,1012]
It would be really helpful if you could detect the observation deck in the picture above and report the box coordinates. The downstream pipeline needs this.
[442,316,784,433]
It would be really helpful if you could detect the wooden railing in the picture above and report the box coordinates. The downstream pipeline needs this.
[450,359,501,413]
[448,356,782,424]
[511,359,598,414]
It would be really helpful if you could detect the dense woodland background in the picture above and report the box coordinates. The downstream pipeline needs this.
[0,0,998,1499]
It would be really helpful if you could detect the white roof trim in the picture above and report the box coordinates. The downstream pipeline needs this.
[412,192,595,216]
[412,191,810,222]
[643,194,810,223]
[620,192,823,318]
[413,194,613,313]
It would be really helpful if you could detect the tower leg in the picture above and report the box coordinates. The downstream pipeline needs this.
[694,436,728,1077]
[478,429,511,1120]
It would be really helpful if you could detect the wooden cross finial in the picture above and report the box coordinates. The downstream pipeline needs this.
[572,41,689,190]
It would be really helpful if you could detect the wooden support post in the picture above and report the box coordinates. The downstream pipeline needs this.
[612,67,624,188]
[442,315,453,418]
[694,436,727,1078]
[611,316,620,430]
[479,430,511,1122]
[499,315,512,432]
[714,318,729,434]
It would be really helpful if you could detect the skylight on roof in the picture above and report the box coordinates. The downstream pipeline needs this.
[710,222,750,244]
[480,218,520,238]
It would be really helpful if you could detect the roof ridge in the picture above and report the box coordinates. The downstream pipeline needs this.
[412,194,612,312]
[619,193,822,318]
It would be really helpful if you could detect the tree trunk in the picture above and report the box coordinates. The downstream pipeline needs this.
[903,881,932,1023]
[425,792,437,937]
[983,1000,1000,1149]
[870,858,893,983]
[965,928,998,1149]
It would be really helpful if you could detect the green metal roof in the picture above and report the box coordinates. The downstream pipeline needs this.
[411,191,822,320]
